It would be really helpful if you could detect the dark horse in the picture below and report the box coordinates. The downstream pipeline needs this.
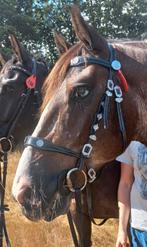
[0,34,48,247]
[12,5,147,247]
[0,34,48,149]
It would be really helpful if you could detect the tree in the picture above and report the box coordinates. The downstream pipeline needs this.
[0,0,147,64]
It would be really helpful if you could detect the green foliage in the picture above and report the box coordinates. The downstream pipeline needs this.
[0,0,147,65]
[82,0,147,39]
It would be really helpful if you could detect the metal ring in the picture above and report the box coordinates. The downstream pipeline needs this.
[66,168,87,192]
[0,137,13,153]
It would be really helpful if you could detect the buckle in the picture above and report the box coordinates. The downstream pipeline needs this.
[114,85,122,98]
[88,168,96,183]
[107,80,114,91]
[82,143,92,157]
[66,168,87,192]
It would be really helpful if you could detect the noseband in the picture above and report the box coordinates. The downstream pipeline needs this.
[25,44,128,193]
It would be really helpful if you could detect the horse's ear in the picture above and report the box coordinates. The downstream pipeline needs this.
[54,32,71,55]
[9,34,31,64]
[70,5,108,52]
[0,52,7,66]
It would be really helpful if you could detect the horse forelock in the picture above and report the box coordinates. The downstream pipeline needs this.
[41,42,83,112]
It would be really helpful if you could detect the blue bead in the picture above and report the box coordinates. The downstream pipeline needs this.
[111,60,121,70]
[36,139,44,147]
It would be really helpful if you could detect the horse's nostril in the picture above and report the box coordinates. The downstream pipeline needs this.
[12,176,32,205]
[16,185,31,205]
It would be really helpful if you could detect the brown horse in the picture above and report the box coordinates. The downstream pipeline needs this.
[12,4,147,246]
[54,32,120,246]
[0,34,48,148]
[0,35,49,247]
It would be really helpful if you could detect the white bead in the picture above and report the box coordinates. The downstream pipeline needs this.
[97,113,102,120]
[89,135,97,141]
[106,90,113,97]
[115,97,123,103]
[93,124,99,131]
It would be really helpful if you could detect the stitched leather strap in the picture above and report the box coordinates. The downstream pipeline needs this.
[24,136,80,158]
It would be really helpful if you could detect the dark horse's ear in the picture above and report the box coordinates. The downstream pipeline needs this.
[70,5,108,53]
[0,52,7,66]
[54,32,71,55]
[9,34,31,64]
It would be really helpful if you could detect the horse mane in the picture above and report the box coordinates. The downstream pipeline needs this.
[41,42,83,112]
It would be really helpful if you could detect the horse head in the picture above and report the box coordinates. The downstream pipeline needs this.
[0,34,48,148]
[12,5,147,222]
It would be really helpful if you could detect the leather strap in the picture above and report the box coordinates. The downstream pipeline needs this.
[24,136,80,158]
[67,211,79,247]
[70,56,111,69]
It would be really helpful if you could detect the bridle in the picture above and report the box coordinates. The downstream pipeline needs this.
[24,44,128,247]
[0,58,44,144]
[24,44,128,192]
[0,58,47,247]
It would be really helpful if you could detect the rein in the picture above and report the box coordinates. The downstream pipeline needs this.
[24,44,128,246]
[0,58,44,247]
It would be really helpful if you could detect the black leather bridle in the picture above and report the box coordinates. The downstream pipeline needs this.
[24,44,127,192]
[0,58,43,143]
[0,58,47,247]
[24,44,128,247]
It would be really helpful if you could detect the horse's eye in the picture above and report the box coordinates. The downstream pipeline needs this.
[74,87,90,99]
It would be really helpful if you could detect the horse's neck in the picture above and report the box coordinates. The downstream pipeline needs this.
[126,41,147,50]
[114,40,147,50]
[116,44,147,146]
[115,43,147,64]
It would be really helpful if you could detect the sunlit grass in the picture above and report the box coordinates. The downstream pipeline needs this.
[3,152,118,247]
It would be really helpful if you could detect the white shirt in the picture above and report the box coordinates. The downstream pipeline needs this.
[117,141,147,231]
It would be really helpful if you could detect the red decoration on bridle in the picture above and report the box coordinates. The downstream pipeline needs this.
[111,59,128,93]
[26,75,37,89]
[117,70,129,93]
